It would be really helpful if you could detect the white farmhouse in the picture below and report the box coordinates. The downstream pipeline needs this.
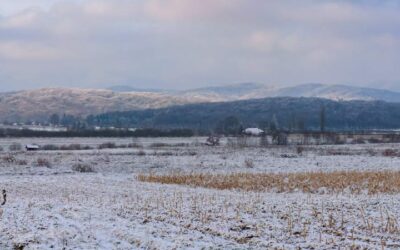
[243,128,264,136]
[25,144,40,151]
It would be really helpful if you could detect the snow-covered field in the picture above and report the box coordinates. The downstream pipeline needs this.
[1,137,400,249]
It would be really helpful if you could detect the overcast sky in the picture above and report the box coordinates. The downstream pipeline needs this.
[0,0,399,92]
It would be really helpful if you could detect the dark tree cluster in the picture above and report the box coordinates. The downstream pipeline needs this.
[85,97,400,133]
[0,128,195,138]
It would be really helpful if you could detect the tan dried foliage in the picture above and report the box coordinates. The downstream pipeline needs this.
[138,171,400,195]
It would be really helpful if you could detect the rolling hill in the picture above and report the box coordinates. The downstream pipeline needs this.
[0,83,399,122]
[179,83,400,102]
[0,88,210,122]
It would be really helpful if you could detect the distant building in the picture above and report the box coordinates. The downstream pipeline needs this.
[243,128,264,136]
[25,144,40,151]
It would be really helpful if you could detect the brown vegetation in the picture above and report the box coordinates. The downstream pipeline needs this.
[138,171,400,194]
[382,149,400,157]
[72,163,95,173]
[35,158,52,168]
[98,142,117,149]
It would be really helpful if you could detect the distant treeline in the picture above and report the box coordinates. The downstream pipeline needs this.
[0,128,195,138]
[84,97,400,133]
[15,97,400,136]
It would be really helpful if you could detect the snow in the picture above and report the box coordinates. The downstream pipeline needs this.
[0,137,400,249]
[243,128,264,136]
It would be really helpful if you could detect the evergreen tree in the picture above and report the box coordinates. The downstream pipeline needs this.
[49,114,60,125]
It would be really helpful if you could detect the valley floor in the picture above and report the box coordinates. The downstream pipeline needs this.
[0,137,400,249]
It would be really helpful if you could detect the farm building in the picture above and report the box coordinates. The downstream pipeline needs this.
[25,144,40,151]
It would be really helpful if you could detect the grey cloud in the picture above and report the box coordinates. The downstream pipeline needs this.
[0,0,399,91]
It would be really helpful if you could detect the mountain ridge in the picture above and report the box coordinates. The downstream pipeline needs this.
[178,83,400,102]
[108,83,400,102]
[0,83,399,122]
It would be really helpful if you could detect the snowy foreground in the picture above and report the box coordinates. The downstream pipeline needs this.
[0,137,400,249]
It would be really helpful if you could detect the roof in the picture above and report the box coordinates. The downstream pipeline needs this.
[244,128,264,134]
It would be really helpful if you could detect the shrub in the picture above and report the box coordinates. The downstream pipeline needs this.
[127,143,143,148]
[206,136,220,146]
[72,163,95,173]
[9,143,22,151]
[41,144,93,151]
[98,142,117,149]
[137,150,146,156]
[172,143,189,147]
[244,159,254,168]
[186,151,197,156]
[1,155,27,165]
[35,158,52,168]
[352,138,366,144]
[16,159,28,166]
[383,149,399,157]
[155,151,174,156]
[63,144,85,150]
[42,144,60,151]
[368,138,383,144]
[296,146,305,155]
[150,142,189,148]
[325,149,351,156]
[1,189,6,206]
[2,155,16,163]
[150,142,169,148]
[280,154,297,158]
[366,149,377,156]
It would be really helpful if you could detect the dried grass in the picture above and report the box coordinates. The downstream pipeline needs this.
[138,171,400,195]
[35,158,52,168]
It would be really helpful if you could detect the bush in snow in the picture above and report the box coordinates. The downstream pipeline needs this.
[72,163,95,173]
[35,158,52,168]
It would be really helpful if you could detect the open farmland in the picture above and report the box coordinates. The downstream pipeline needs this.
[1,137,400,249]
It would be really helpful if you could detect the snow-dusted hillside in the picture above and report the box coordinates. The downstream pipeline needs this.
[180,83,400,102]
[267,83,400,102]
[0,83,399,122]
[0,88,213,121]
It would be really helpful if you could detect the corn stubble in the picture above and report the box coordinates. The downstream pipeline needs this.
[138,171,400,195]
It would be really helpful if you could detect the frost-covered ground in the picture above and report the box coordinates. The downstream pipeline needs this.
[0,137,400,249]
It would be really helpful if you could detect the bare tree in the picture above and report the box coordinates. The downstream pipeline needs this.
[320,105,326,133]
